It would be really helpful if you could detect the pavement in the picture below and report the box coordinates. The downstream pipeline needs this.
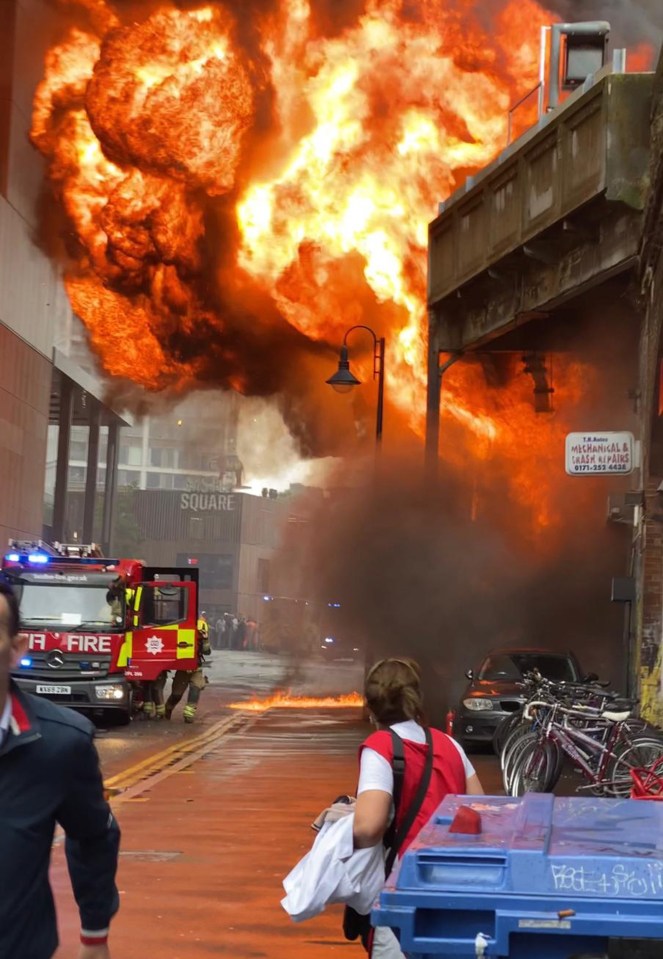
[51,652,505,958]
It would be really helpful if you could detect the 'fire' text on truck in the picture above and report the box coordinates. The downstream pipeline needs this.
[1,540,200,724]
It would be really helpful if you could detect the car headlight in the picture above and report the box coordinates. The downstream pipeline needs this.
[462,698,495,711]
[95,684,126,701]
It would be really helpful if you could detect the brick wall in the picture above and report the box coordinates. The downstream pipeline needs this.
[635,49,663,723]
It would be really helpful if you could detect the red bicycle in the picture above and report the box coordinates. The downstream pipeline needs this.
[630,756,663,800]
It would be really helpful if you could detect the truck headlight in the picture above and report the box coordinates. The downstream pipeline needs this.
[462,698,495,711]
[95,685,126,701]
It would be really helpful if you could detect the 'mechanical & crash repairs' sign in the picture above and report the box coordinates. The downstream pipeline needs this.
[565,432,634,475]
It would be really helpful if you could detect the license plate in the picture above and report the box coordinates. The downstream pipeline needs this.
[36,684,72,695]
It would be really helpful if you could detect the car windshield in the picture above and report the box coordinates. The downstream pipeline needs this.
[479,653,576,682]
[17,584,123,629]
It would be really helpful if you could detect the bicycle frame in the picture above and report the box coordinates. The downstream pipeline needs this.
[531,702,629,788]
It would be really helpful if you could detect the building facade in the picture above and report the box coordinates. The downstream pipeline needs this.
[1,0,126,549]
[636,54,663,724]
[63,485,317,624]
[426,52,663,711]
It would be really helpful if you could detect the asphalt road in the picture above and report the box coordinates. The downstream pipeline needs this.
[94,650,366,777]
[53,705,505,959]
[52,651,510,958]
[44,642,616,959]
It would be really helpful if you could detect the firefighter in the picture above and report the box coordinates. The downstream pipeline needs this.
[164,614,211,723]
[198,611,210,651]
[142,678,166,720]
[105,574,127,625]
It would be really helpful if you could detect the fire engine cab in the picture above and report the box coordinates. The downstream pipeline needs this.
[1,540,200,724]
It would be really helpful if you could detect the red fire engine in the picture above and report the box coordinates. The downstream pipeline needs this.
[1,540,200,724]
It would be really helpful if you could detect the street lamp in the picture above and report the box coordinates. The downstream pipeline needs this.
[326,325,385,445]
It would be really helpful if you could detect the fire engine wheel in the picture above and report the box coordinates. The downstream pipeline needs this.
[114,706,132,726]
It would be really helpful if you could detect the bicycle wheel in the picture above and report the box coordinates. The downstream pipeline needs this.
[545,738,564,792]
[511,738,556,796]
[501,727,533,792]
[504,730,543,796]
[493,711,523,756]
[500,721,531,772]
[606,735,663,797]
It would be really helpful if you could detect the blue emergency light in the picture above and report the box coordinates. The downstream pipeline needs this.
[27,553,49,564]
[20,657,32,668]
[5,553,20,563]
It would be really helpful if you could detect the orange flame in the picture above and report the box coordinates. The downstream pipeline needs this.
[628,43,656,72]
[440,355,597,535]
[31,0,550,411]
[30,0,644,534]
[229,690,364,711]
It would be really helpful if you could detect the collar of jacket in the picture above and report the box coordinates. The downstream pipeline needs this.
[0,681,42,756]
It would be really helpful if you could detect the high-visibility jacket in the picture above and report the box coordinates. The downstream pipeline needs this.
[197,619,211,657]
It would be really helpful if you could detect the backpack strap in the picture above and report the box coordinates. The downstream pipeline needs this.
[382,730,405,852]
[384,727,433,876]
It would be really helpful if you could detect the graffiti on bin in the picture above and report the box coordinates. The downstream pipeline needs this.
[551,862,663,897]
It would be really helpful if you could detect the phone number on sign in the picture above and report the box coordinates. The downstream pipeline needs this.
[570,463,631,473]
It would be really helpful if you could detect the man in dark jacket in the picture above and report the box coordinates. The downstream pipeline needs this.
[0,580,121,959]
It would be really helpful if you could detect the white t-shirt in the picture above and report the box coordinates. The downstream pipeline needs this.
[357,720,476,796]
[0,697,10,735]
[0,696,11,749]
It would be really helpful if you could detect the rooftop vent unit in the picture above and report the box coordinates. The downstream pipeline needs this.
[550,21,611,107]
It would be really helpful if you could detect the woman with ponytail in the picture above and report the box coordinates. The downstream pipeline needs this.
[353,658,483,958]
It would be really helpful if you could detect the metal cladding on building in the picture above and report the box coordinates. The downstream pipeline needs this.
[426,49,663,722]
[637,51,663,726]
[63,488,300,621]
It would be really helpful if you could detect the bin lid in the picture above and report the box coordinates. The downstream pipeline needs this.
[391,793,663,901]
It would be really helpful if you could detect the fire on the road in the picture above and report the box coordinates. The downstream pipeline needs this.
[229,690,364,712]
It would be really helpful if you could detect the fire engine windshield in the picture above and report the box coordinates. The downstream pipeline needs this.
[17,584,124,629]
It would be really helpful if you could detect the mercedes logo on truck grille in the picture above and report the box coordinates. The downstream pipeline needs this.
[46,650,65,669]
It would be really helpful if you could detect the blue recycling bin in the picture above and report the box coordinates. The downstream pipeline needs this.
[372,793,663,958]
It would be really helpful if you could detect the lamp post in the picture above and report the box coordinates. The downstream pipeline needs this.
[326,325,386,446]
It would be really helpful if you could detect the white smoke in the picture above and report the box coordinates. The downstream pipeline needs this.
[236,397,340,492]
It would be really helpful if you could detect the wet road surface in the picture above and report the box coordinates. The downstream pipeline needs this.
[93,650,365,777]
[49,653,513,958]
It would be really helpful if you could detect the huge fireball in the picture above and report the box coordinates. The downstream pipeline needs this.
[31,0,550,411]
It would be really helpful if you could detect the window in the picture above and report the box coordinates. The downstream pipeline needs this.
[70,439,88,461]
[68,466,85,487]
[176,553,233,590]
[16,582,122,629]
[140,584,188,626]
[118,469,140,488]
[479,653,577,682]
[146,472,161,489]
[120,445,142,467]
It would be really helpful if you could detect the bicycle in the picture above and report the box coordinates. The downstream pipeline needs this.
[510,699,663,797]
